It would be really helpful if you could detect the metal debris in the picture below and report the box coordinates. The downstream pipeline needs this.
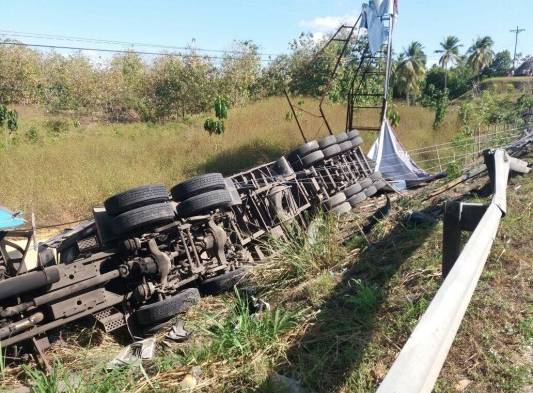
[165,319,191,342]
[107,337,156,369]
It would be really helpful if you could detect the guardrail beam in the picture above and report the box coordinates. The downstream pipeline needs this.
[377,146,531,393]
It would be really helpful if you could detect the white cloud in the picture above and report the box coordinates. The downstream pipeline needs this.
[311,32,326,43]
[298,14,358,33]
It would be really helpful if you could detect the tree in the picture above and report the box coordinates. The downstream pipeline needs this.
[219,41,262,106]
[395,41,427,105]
[467,36,494,80]
[435,36,462,90]
[483,50,513,77]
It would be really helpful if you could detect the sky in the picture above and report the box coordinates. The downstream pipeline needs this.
[1,0,532,66]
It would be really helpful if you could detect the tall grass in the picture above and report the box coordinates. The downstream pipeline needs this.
[197,289,298,362]
[0,97,456,224]
[252,212,347,292]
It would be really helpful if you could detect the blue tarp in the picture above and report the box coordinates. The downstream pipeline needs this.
[0,206,25,230]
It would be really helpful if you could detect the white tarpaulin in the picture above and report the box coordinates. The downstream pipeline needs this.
[368,120,436,189]
[360,0,395,54]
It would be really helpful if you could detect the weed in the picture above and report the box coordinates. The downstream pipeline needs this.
[201,289,297,361]
[446,160,462,179]
[0,345,5,382]
[253,212,345,291]
[45,118,70,136]
[23,363,67,393]
[345,279,381,317]
[25,126,39,143]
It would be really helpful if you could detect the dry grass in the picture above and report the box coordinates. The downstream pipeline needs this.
[0,96,457,224]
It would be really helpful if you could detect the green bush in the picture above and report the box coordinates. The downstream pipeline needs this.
[45,119,70,136]
[25,127,39,143]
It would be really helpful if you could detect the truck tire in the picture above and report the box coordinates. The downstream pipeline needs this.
[318,135,337,149]
[335,132,349,143]
[171,173,226,202]
[177,189,233,218]
[323,192,346,210]
[339,140,354,153]
[113,203,175,236]
[370,171,383,181]
[359,177,373,188]
[104,185,169,216]
[373,179,387,190]
[293,150,325,169]
[350,136,364,147]
[286,140,319,163]
[135,288,200,326]
[364,185,378,197]
[199,268,248,295]
[347,191,367,207]
[331,201,352,215]
[141,319,175,336]
[347,129,360,139]
[344,183,362,198]
[322,144,342,159]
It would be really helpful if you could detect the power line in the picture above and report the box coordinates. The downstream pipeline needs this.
[0,29,280,58]
[0,41,275,63]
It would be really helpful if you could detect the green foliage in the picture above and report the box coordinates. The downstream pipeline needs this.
[423,63,476,100]
[45,119,70,136]
[214,96,228,119]
[446,161,462,179]
[0,104,18,133]
[386,102,401,126]
[254,212,345,291]
[22,364,65,393]
[421,84,449,129]
[395,41,427,104]
[200,289,297,360]
[458,91,532,128]
[345,279,381,318]
[25,126,39,143]
[483,50,513,77]
[435,35,462,90]
[203,117,225,135]
[467,36,494,77]
[0,345,5,382]
[204,96,229,136]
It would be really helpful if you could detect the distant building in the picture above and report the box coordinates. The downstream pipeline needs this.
[515,57,533,76]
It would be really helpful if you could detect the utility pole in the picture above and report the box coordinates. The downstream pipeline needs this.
[510,26,525,72]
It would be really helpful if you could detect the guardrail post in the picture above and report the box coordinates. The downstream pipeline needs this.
[483,149,496,192]
[442,201,487,279]
[442,201,461,279]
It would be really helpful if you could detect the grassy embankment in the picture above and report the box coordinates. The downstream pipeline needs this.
[0,96,463,224]
[4,154,530,392]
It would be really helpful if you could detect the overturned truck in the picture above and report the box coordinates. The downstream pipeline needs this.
[0,130,388,355]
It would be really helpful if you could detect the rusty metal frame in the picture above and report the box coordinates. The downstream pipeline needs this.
[284,15,362,142]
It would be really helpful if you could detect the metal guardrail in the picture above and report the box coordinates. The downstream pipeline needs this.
[376,148,530,393]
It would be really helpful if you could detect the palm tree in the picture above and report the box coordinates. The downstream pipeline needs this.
[435,36,462,90]
[467,36,494,79]
[396,41,426,105]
